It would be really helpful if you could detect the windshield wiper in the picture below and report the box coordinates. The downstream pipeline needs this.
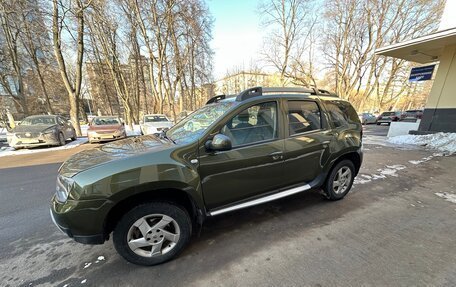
[159,130,176,144]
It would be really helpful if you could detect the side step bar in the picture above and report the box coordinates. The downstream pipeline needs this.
[209,184,312,216]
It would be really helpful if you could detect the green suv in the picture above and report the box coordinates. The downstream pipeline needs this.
[50,87,363,266]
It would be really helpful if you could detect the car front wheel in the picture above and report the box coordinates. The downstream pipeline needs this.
[113,202,192,266]
[70,129,77,141]
[323,160,355,201]
[58,132,66,146]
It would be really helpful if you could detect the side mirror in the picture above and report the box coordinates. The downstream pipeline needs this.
[205,134,232,151]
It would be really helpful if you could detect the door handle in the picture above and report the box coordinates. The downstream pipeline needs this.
[269,151,283,160]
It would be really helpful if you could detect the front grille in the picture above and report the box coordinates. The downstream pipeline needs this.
[15,132,40,138]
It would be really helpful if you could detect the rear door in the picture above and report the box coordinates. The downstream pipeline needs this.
[281,100,333,186]
[198,101,285,210]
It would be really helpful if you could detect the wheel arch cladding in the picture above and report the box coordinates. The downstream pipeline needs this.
[104,187,203,236]
[332,152,361,176]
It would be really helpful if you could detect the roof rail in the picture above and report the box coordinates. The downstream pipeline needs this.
[263,87,314,94]
[235,87,262,101]
[206,94,226,104]
[313,88,338,97]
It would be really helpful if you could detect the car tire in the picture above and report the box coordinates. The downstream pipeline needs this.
[323,160,355,201]
[113,202,192,266]
[58,132,66,146]
[70,129,77,141]
[376,122,380,125]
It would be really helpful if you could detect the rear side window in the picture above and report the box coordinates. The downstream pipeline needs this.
[287,101,321,135]
[325,101,359,128]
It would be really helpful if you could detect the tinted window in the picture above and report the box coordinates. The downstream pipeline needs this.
[287,101,321,135]
[325,101,359,128]
[221,102,277,146]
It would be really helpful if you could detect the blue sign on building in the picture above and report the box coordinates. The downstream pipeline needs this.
[409,65,436,82]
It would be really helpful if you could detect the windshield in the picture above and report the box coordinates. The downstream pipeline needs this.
[382,112,396,116]
[145,115,168,122]
[20,116,56,125]
[92,117,120,125]
[166,102,237,144]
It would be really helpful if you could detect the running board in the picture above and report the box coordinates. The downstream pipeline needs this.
[209,184,312,216]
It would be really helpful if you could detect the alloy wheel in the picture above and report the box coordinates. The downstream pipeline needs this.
[126,214,181,258]
[333,166,352,194]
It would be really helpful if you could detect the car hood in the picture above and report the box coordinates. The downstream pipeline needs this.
[59,135,173,177]
[12,124,57,133]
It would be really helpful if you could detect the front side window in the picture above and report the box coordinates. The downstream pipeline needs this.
[221,102,278,147]
[287,101,321,135]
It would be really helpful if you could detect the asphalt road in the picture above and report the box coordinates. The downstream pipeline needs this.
[1,126,456,286]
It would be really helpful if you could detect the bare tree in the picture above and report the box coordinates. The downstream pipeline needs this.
[322,0,444,111]
[0,1,29,115]
[259,0,316,86]
[52,0,92,136]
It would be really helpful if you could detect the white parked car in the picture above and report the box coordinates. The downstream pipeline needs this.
[140,114,174,135]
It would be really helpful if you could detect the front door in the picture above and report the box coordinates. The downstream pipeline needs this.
[199,101,284,210]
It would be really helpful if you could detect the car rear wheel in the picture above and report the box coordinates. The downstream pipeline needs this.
[323,160,355,201]
[113,202,192,266]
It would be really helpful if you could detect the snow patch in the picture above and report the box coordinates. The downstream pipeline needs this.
[388,132,456,155]
[81,279,87,284]
[354,165,406,185]
[435,192,456,204]
[97,255,105,261]
[83,262,92,269]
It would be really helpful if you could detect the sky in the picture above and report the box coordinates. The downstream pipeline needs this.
[206,0,265,80]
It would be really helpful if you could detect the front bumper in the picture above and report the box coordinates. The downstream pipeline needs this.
[88,132,125,143]
[8,134,60,148]
[50,196,111,245]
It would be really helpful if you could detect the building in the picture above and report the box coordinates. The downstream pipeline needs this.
[376,0,456,133]
[213,71,285,95]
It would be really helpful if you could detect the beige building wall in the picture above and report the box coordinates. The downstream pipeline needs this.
[425,44,456,109]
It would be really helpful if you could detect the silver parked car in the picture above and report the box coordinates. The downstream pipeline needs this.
[358,112,377,125]
[7,115,76,149]
[140,114,174,135]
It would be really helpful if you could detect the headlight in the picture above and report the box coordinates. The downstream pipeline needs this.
[55,175,75,203]
[42,127,56,135]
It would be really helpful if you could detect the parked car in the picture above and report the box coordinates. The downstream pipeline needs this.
[140,114,174,135]
[400,109,423,122]
[50,87,363,266]
[87,116,126,143]
[376,111,402,125]
[7,115,76,149]
[358,112,377,125]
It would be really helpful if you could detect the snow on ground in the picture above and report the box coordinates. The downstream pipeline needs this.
[388,132,456,155]
[435,192,456,204]
[0,138,88,157]
[353,165,404,185]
